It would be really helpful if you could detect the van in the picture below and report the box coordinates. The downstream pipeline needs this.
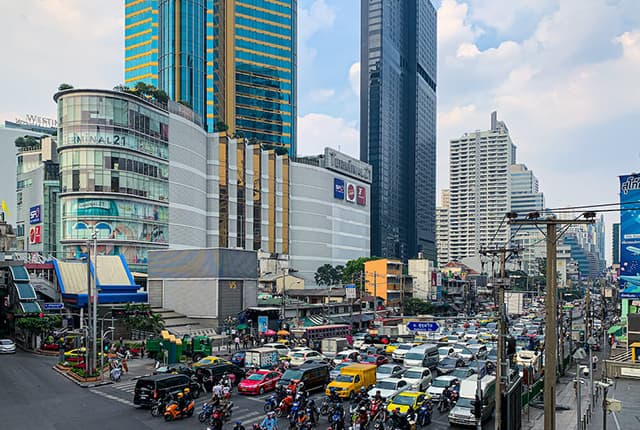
[403,344,439,369]
[133,374,193,407]
[448,374,496,426]
[277,362,330,392]
[325,363,377,399]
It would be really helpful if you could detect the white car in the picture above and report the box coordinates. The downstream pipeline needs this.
[367,377,409,400]
[452,344,474,363]
[376,364,405,381]
[0,339,16,354]
[287,346,312,358]
[402,367,433,391]
[391,343,414,362]
[426,375,458,400]
[290,350,326,366]
[353,334,366,350]
[263,343,290,357]
[438,346,451,361]
[333,349,360,365]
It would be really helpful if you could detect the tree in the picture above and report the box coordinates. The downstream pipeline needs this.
[121,304,164,333]
[403,298,433,316]
[341,256,380,284]
[215,121,229,132]
[58,83,74,91]
[14,135,40,148]
[314,264,335,286]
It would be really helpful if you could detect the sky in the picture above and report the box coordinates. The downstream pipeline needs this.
[1,0,639,262]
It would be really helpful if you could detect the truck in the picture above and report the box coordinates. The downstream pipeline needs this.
[505,292,525,316]
[321,337,349,358]
[145,331,212,362]
[325,363,377,399]
[244,348,280,369]
[448,374,496,426]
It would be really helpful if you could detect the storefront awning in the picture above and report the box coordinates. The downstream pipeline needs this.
[608,325,623,334]
[19,301,41,314]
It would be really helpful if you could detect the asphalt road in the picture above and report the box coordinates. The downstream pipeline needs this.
[0,351,495,429]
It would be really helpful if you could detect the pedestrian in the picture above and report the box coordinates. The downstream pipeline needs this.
[592,354,599,370]
[234,335,241,351]
[242,336,248,349]
[141,339,146,358]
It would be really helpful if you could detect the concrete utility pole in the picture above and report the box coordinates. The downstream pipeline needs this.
[85,243,92,374]
[373,272,377,325]
[510,213,595,430]
[480,243,521,430]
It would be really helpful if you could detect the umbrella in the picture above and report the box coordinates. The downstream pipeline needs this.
[277,330,290,336]
[236,323,248,330]
[263,329,276,336]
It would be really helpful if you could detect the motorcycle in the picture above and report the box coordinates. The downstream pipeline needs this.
[320,398,332,416]
[199,403,214,423]
[416,402,432,427]
[264,394,279,412]
[276,396,294,418]
[437,396,455,413]
[164,399,195,421]
[151,394,172,417]
[329,406,345,430]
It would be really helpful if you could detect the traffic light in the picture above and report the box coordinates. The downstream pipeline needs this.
[473,395,482,418]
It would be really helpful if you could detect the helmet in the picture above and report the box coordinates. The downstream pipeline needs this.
[298,382,305,390]
[268,412,275,417]
[297,410,305,417]
[360,387,367,393]
[177,392,184,398]
[236,421,242,425]
[330,387,336,393]
[286,389,293,395]
[184,388,190,394]
[359,407,366,412]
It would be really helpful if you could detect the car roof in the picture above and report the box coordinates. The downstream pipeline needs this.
[378,363,400,369]
[405,367,428,373]
[394,391,423,397]
[435,375,457,381]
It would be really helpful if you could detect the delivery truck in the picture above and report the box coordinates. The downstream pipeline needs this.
[321,337,349,358]
[245,348,280,369]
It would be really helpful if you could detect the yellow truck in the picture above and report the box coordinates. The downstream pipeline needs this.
[325,363,377,399]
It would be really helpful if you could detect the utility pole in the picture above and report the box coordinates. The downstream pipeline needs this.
[510,213,595,430]
[480,243,521,430]
[85,243,92,374]
[373,272,377,326]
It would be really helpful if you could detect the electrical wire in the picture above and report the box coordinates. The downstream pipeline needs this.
[487,213,507,249]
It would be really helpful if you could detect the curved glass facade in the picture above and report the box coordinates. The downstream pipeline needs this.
[56,91,170,272]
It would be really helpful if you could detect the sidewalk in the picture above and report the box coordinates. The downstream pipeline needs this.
[53,356,156,388]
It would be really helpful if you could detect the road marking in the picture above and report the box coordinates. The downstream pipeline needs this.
[90,388,135,407]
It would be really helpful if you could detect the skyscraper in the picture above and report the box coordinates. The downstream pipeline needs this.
[448,112,515,260]
[124,0,296,155]
[436,189,450,267]
[360,0,437,261]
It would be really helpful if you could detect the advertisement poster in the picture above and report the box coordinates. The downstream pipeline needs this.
[346,183,356,202]
[619,175,640,290]
[258,316,269,333]
[334,178,345,200]
[29,205,41,224]
[356,186,366,206]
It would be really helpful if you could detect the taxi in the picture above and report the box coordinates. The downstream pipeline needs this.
[386,390,431,414]
[385,343,402,354]
[478,333,494,343]
[64,348,103,359]
[192,355,230,368]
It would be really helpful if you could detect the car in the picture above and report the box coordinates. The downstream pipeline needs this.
[194,363,245,391]
[376,364,405,380]
[402,367,433,391]
[386,391,431,414]
[238,369,282,395]
[443,335,461,345]
[63,348,103,360]
[352,334,366,350]
[368,377,409,400]
[450,367,475,380]
[438,346,452,361]
[426,375,458,400]
[330,362,353,380]
[0,339,16,354]
[436,357,465,375]
[264,343,290,357]
[287,346,312,358]
[362,354,388,367]
[290,350,327,366]
[391,343,414,362]
[451,345,474,363]
[466,344,488,360]
[153,362,194,377]
[468,360,494,375]
[362,345,386,356]
[333,349,360,365]
[386,343,402,354]
[486,349,498,363]
[193,355,230,368]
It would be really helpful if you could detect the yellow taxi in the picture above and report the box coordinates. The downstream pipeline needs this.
[64,348,103,359]
[192,356,230,367]
[385,343,402,354]
[478,333,494,343]
[387,391,431,414]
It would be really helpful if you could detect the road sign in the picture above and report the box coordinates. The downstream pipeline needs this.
[406,321,439,331]
[620,292,640,299]
[345,284,356,299]
[43,303,64,311]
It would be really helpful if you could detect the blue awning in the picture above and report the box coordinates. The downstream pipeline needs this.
[10,266,30,282]
[15,283,37,300]
[19,301,41,313]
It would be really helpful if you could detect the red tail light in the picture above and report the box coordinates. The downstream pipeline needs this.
[153,389,158,399]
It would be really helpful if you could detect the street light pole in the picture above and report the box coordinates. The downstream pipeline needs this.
[92,230,98,375]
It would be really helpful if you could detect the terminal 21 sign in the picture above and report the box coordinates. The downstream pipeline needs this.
[334,178,366,206]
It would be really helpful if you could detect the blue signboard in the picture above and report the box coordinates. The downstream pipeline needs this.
[620,292,640,299]
[29,205,41,224]
[334,178,345,200]
[620,175,640,289]
[258,316,269,333]
[43,303,64,310]
[406,321,439,331]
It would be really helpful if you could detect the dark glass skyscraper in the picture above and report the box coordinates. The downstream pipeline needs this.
[360,0,437,261]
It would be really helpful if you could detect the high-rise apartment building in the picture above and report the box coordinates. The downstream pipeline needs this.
[360,0,437,262]
[436,189,450,267]
[449,112,515,261]
[510,164,544,229]
[124,0,296,155]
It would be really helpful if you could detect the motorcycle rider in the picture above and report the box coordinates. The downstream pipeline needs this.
[390,408,409,430]
[441,386,452,411]
[328,387,342,404]
[261,412,279,430]
[176,392,186,415]
[183,387,192,403]
[373,390,384,404]
[232,420,246,430]
[296,409,310,429]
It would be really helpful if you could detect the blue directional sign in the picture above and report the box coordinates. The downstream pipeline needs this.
[620,292,640,299]
[406,321,439,331]
[43,303,64,311]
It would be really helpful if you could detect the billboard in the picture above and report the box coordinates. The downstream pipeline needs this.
[346,183,356,202]
[258,316,269,333]
[334,178,345,199]
[356,186,366,206]
[619,175,640,289]
[29,205,41,224]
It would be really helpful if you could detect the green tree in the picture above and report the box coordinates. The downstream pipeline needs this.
[403,298,433,316]
[215,121,229,132]
[314,264,334,286]
[122,304,164,333]
[16,315,61,338]
[58,83,74,91]
[14,135,41,148]
[341,256,380,284]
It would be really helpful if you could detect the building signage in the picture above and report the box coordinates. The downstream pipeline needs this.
[619,175,640,290]
[356,186,366,206]
[29,225,42,244]
[406,321,440,331]
[258,316,269,333]
[345,284,357,299]
[324,148,372,183]
[346,183,356,203]
[334,178,345,200]
[14,114,57,129]
[29,205,41,224]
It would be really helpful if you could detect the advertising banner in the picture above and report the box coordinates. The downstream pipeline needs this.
[29,205,41,224]
[258,316,269,333]
[346,183,356,202]
[334,178,345,200]
[619,175,640,290]
[356,186,366,206]
[29,225,41,244]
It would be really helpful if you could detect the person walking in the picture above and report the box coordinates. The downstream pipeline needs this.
[234,336,241,351]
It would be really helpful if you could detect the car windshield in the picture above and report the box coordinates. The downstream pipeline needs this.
[404,370,422,379]
[365,356,377,363]
[335,375,354,383]
[432,379,450,388]
[399,345,412,350]
[438,347,449,354]
[0,340,12,345]
[281,370,303,380]
[378,367,393,374]
[405,353,424,360]
[451,369,469,378]
[376,381,397,390]
[392,395,416,406]
[293,353,305,358]
[457,398,474,408]
[247,373,265,381]
[440,358,457,366]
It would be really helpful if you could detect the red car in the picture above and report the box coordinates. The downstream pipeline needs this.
[363,354,388,366]
[238,370,282,395]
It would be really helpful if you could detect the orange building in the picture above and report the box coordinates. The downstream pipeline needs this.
[364,259,403,307]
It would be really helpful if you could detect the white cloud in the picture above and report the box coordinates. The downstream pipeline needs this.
[297,113,358,157]
[298,0,337,65]
[467,0,556,34]
[308,88,335,103]
[348,62,360,96]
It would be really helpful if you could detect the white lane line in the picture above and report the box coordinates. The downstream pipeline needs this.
[90,389,135,407]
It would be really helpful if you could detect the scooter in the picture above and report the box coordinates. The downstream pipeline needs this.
[151,394,172,417]
[164,399,195,421]
[416,402,432,427]
[265,394,279,412]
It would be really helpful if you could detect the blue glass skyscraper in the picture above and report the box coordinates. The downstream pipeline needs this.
[124,0,159,86]
[360,0,437,261]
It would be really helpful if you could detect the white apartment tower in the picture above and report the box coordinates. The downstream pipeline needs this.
[436,189,450,267]
[449,112,516,261]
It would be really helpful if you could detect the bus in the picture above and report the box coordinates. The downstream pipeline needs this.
[291,325,351,344]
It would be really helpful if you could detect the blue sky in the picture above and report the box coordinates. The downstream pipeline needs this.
[1,0,639,260]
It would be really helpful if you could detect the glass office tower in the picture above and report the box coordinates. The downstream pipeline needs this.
[360,0,437,261]
[125,0,159,86]
[124,0,296,155]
